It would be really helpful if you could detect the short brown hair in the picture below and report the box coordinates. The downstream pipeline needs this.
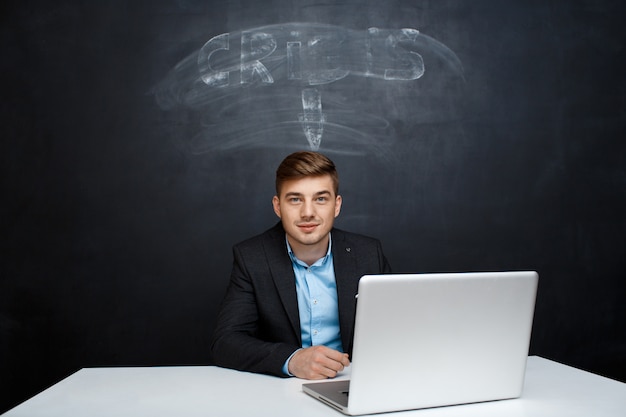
[275,151,339,196]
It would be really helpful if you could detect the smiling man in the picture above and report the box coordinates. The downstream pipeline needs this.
[210,151,391,379]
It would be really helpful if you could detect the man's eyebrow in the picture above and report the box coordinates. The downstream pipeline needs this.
[314,190,332,197]
[283,190,331,198]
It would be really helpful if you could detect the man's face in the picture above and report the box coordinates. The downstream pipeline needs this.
[272,175,342,253]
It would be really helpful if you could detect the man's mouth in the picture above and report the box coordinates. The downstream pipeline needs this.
[297,223,319,233]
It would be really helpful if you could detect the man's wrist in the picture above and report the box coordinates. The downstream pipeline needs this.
[282,348,302,376]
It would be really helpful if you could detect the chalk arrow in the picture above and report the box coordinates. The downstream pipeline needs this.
[298,88,326,150]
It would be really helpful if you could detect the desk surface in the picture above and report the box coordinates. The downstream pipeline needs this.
[3,356,625,417]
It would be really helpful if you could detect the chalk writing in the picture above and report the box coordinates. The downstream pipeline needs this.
[299,89,325,150]
[153,23,463,153]
[198,26,423,87]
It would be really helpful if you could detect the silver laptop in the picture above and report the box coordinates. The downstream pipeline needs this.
[302,271,538,415]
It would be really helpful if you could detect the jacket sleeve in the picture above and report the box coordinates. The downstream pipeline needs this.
[210,244,300,377]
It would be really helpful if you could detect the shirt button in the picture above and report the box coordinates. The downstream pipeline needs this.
[313,330,318,335]
[313,299,318,305]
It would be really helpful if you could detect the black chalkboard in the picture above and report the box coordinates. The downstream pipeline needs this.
[2,0,625,412]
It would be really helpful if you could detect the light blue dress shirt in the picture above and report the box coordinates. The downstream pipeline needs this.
[282,235,343,375]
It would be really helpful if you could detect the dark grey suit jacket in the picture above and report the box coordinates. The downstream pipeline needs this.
[210,222,391,377]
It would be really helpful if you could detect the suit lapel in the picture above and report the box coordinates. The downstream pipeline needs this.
[331,229,360,355]
[264,224,302,345]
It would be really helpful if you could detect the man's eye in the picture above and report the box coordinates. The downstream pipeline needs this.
[316,197,328,202]
[289,198,301,203]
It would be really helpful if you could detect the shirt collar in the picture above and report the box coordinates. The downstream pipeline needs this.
[286,233,333,266]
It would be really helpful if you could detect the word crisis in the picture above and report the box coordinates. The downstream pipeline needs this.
[197,24,426,87]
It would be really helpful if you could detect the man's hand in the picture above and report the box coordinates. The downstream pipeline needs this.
[288,346,350,379]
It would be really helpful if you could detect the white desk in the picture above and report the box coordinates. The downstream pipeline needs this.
[3,356,625,416]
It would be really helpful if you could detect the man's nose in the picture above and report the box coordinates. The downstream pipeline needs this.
[300,199,315,217]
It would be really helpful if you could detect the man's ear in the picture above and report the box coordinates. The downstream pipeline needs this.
[334,195,342,218]
[272,195,281,218]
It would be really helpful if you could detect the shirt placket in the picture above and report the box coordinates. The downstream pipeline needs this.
[306,266,322,345]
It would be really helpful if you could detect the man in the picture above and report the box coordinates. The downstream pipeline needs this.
[211,151,391,379]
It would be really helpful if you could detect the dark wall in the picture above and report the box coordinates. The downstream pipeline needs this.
[2,0,625,412]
